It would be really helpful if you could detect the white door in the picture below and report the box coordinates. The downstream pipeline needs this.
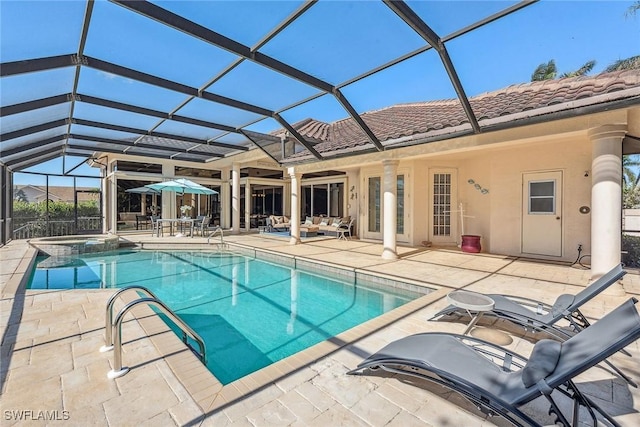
[363,172,410,241]
[522,171,563,256]
[363,175,382,240]
[429,169,457,245]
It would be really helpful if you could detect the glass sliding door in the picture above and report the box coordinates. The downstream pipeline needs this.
[367,176,381,235]
[300,182,344,219]
[397,174,404,234]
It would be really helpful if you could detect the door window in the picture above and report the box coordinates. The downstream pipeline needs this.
[529,181,555,214]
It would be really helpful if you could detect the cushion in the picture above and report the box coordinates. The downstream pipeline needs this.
[305,216,313,225]
[283,216,289,223]
[341,216,351,224]
[331,217,342,227]
[521,339,562,388]
[274,216,283,224]
[319,217,329,226]
[313,216,321,225]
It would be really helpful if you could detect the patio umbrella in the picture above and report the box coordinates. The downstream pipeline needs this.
[125,186,161,195]
[145,178,217,195]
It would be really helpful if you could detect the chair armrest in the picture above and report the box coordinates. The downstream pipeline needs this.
[500,295,554,315]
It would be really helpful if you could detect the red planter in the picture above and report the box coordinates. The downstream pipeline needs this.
[461,235,482,253]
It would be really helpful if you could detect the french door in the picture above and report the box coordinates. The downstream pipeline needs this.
[428,169,457,245]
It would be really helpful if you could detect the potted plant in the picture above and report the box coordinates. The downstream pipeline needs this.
[180,205,192,219]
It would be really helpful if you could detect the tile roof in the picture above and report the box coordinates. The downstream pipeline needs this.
[284,69,640,161]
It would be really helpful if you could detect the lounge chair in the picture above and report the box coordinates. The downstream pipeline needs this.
[349,298,640,427]
[431,264,626,341]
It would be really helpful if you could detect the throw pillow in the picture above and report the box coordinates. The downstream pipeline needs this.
[331,217,342,227]
[305,216,313,225]
[319,218,329,226]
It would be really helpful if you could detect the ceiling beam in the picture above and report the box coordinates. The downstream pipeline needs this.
[84,56,273,117]
[72,118,248,151]
[75,94,238,133]
[111,0,332,92]
[1,135,66,158]
[0,54,76,77]
[1,119,68,141]
[383,0,480,133]
[0,94,70,117]
[110,0,380,153]
[68,133,222,158]
[66,143,208,163]
[4,144,64,167]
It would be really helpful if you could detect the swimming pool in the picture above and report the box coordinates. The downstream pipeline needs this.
[28,249,426,384]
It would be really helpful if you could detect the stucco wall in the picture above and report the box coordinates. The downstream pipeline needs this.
[483,135,592,261]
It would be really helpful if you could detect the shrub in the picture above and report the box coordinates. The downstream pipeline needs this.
[622,234,640,268]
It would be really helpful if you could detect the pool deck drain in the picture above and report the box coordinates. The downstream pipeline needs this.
[2,234,640,426]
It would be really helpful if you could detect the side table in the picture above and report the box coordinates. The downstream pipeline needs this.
[446,290,495,335]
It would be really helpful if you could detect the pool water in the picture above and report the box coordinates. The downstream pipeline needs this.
[28,249,424,384]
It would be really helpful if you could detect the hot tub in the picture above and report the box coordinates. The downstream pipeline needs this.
[28,234,120,257]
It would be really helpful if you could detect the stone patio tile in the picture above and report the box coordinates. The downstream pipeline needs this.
[277,389,323,422]
[222,385,284,422]
[306,402,369,426]
[167,399,205,426]
[311,362,377,409]
[350,388,402,425]
[274,365,318,393]
[387,410,435,427]
[293,381,337,413]
[102,369,180,424]
[245,399,297,426]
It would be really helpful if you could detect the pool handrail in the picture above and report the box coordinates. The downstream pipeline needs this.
[207,226,224,245]
[104,295,207,379]
[100,285,159,352]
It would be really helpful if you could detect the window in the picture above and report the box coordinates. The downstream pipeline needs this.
[529,181,555,214]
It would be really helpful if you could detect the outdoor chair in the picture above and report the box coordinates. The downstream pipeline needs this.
[195,216,211,236]
[150,215,160,236]
[336,218,355,240]
[135,214,150,230]
[349,298,640,427]
[430,264,634,385]
[431,264,625,341]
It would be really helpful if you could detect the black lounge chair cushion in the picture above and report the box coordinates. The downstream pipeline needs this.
[550,294,575,318]
[521,339,562,388]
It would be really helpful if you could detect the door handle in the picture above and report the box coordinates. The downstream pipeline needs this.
[556,217,560,220]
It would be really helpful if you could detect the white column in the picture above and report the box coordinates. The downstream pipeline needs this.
[232,163,240,234]
[589,125,626,293]
[245,180,251,231]
[221,167,230,228]
[161,163,175,219]
[382,160,399,260]
[108,175,117,233]
[288,167,301,245]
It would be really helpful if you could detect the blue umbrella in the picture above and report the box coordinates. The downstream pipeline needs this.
[145,178,217,195]
[125,186,161,195]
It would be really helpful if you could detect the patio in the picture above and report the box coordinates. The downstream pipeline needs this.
[2,234,639,426]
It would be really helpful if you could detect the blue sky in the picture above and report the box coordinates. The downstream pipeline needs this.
[2,0,639,184]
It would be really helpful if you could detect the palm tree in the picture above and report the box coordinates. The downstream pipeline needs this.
[623,155,640,188]
[531,60,557,81]
[605,55,640,72]
[625,1,640,18]
[531,60,597,82]
[560,60,596,78]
